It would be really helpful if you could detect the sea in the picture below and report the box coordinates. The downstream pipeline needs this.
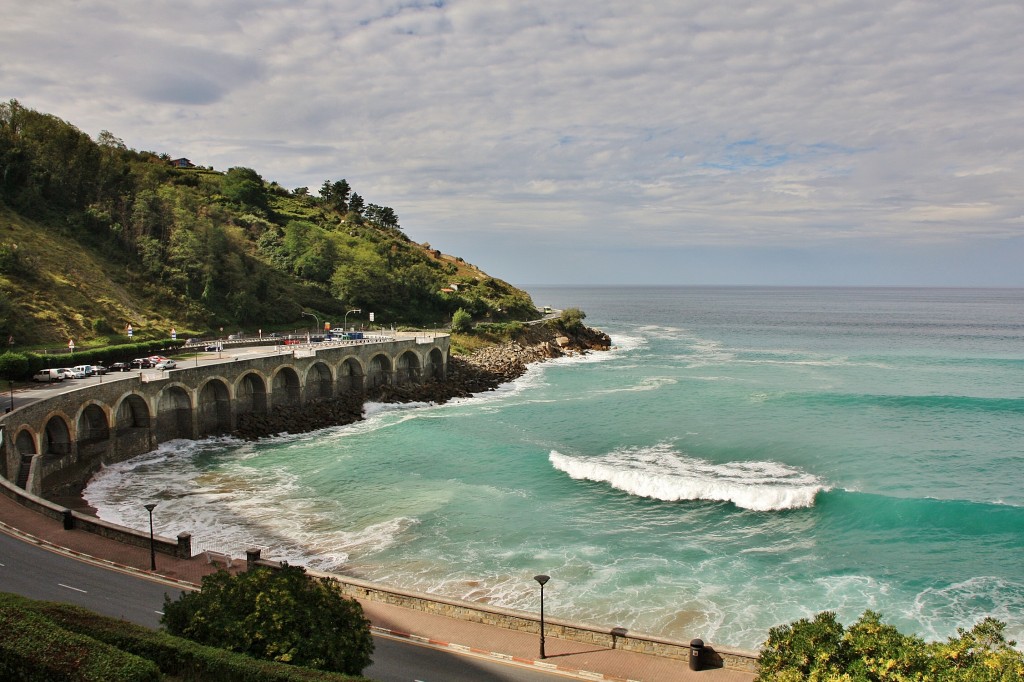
[83,286,1024,650]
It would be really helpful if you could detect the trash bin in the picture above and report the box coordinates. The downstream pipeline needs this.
[689,638,704,671]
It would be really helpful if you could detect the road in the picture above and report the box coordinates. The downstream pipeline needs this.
[0,531,573,681]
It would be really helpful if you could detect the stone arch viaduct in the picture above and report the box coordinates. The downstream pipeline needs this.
[0,335,450,498]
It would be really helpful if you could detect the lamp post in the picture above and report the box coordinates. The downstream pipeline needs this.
[534,574,550,659]
[344,308,361,330]
[301,311,320,337]
[8,379,14,413]
[144,503,157,571]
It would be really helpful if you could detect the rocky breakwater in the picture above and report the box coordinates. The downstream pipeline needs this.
[235,322,611,440]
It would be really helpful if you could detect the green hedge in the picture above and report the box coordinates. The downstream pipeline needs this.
[0,594,369,682]
[0,340,186,379]
[0,597,160,682]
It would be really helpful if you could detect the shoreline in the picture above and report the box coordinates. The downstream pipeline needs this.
[66,322,612,515]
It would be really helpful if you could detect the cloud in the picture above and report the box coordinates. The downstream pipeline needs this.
[2,0,1022,284]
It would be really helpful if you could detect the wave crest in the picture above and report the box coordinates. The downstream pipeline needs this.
[549,444,827,511]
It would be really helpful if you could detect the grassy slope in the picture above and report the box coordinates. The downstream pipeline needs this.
[1,204,181,351]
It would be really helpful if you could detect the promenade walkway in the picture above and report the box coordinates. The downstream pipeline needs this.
[0,493,755,681]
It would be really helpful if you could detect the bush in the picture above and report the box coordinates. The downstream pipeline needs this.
[2,592,367,681]
[559,307,586,331]
[451,308,472,333]
[757,609,1024,681]
[0,351,30,379]
[163,566,374,676]
[0,596,160,682]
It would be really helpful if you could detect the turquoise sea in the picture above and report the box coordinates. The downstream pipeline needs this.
[84,287,1024,650]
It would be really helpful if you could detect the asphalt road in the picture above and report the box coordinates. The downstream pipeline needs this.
[0,531,571,682]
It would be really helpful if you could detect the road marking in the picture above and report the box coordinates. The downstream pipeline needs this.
[58,583,87,593]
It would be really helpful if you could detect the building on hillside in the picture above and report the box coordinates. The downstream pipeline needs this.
[170,157,195,168]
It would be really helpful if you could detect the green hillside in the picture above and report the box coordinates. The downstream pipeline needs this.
[0,100,537,350]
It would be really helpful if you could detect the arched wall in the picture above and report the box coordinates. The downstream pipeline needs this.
[0,335,450,494]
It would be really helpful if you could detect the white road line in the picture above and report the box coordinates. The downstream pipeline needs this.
[58,583,87,593]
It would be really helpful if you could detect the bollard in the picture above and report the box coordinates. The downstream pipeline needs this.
[689,638,704,671]
[62,509,75,530]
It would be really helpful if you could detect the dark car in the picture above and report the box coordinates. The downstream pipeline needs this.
[93,365,109,375]
[109,362,131,372]
[131,358,153,369]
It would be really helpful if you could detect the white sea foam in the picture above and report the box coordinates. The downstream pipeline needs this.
[549,442,827,511]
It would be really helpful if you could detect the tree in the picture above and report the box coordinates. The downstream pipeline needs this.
[559,307,586,331]
[162,565,374,675]
[451,308,472,333]
[222,166,266,209]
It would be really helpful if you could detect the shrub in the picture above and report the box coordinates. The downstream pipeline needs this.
[451,308,472,333]
[559,307,586,331]
[757,610,1024,681]
[0,351,30,379]
[163,566,374,676]
[3,592,367,681]
[0,596,160,682]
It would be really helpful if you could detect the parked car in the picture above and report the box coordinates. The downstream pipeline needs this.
[58,367,84,379]
[73,364,95,377]
[109,362,130,372]
[32,369,63,382]
[154,359,177,370]
[204,343,223,352]
[92,364,109,375]
[131,358,153,369]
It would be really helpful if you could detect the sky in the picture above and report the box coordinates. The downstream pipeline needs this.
[3,1,1023,287]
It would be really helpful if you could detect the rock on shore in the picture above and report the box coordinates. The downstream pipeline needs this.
[235,322,611,440]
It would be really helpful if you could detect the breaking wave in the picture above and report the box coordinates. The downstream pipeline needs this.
[549,442,828,511]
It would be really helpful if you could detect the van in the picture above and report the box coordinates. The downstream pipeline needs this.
[73,364,95,377]
[32,369,63,383]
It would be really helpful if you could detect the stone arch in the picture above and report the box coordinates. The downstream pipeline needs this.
[396,350,421,386]
[197,378,231,436]
[115,394,151,431]
[15,428,37,455]
[155,385,194,441]
[271,367,302,408]
[236,372,268,416]
[114,393,152,457]
[367,353,391,389]
[42,415,73,457]
[424,347,445,381]
[12,428,38,489]
[338,357,364,394]
[305,362,333,401]
[76,402,110,445]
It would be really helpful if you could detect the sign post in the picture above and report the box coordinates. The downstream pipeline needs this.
[68,339,75,354]
[127,324,133,339]
[170,327,177,341]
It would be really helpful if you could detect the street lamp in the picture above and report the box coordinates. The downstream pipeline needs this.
[8,379,14,413]
[344,308,361,330]
[301,311,320,336]
[534,574,550,659]
[144,503,157,571]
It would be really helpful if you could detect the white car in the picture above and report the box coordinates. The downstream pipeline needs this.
[58,367,85,379]
[154,359,177,370]
[33,369,63,382]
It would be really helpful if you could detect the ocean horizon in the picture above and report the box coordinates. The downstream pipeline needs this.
[84,285,1024,650]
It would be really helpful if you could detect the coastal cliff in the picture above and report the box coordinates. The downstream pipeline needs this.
[234,321,611,440]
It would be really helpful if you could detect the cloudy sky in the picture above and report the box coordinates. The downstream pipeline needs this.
[3,1,1023,286]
